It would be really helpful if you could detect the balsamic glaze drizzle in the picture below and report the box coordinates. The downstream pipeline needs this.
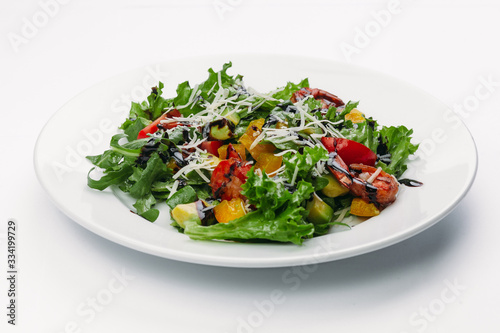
[398,178,423,187]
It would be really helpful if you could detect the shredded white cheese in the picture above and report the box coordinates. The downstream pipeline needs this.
[167,180,179,199]
[366,167,383,184]
[290,165,300,186]
[334,206,350,223]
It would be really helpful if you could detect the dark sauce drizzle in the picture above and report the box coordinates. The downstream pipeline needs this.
[263,114,279,128]
[326,152,353,185]
[136,139,160,166]
[168,144,187,167]
[398,178,423,187]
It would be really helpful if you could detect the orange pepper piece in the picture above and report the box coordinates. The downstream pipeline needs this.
[350,198,380,217]
[345,109,365,124]
[214,198,247,223]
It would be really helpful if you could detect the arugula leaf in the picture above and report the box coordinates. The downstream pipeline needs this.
[133,192,159,222]
[325,106,337,121]
[87,164,134,191]
[129,153,169,198]
[311,176,329,192]
[148,82,169,120]
[151,180,176,193]
[327,100,359,122]
[109,134,145,158]
[173,81,204,115]
[190,184,212,201]
[86,150,123,170]
[123,117,150,141]
[174,62,238,116]
[165,186,197,210]
[303,97,323,112]
[120,84,172,137]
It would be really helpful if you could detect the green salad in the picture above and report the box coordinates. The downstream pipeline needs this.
[87,62,419,245]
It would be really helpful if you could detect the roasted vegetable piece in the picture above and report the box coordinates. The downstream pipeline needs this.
[208,118,235,140]
[171,200,217,228]
[199,141,223,157]
[306,193,334,225]
[137,109,181,139]
[213,198,247,223]
[218,144,246,160]
[344,109,365,124]
[210,145,252,201]
[238,118,276,158]
[321,137,376,166]
[321,174,349,198]
[254,153,283,175]
[350,197,380,217]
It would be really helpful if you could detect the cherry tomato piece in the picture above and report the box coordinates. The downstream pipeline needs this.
[210,158,252,201]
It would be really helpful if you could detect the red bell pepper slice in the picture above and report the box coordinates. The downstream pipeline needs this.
[199,141,223,157]
[137,109,181,139]
[321,137,377,166]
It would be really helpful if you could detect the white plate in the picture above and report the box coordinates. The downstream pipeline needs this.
[34,54,477,268]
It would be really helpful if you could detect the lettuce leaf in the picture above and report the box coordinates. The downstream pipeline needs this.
[241,168,292,219]
[182,205,314,245]
[272,78,309,101]
[281,146,329,184]
[376,126,419,178]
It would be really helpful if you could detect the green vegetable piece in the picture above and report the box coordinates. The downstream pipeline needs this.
[282,146,329,184]
[133,192,159,222]
[209,118,235,140]
[87,164,134,191]
[225,113,240,125]
[272,78,309,101]
[221,108,241,125]
[300,127,322,136]
[307,193,334,225]
[171,202,201,229]
[123,117,150,141]
[321,174,350,198]
[129,153,168,199]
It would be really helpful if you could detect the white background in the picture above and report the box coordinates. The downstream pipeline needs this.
[1,0,498,332]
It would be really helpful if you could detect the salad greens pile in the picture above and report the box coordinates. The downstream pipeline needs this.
[87,62,418,245]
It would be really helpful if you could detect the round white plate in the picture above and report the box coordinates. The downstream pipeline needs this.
[34,54,477,268]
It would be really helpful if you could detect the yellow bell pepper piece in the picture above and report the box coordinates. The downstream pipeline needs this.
[217,144,247,160]
[238,118,276,159]
[255,152,283,176]
[345,109,365,124]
